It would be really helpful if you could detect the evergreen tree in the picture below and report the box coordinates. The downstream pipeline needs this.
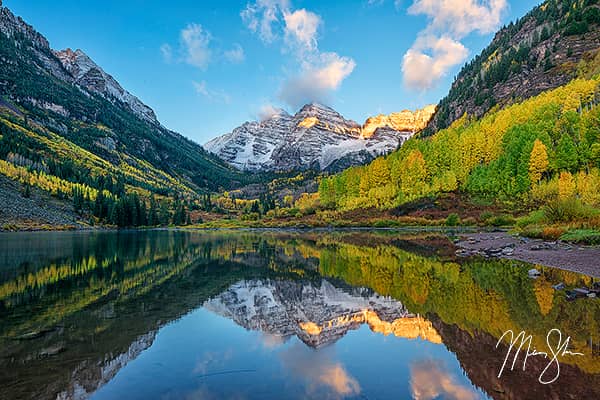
[94,190,106,219]
[148,197,158,226]
[159,201,170,225]
[250,200,260,215]
[73,187,84,213]
[172,201,187,225]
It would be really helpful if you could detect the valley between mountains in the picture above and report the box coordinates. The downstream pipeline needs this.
[1,0,600,265]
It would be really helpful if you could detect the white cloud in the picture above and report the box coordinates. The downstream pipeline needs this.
[279,52,355,108]
[402,35,468,90]
[224,43,245,63]
[402,0,508,90]
[193,80,232,104]
[163,25,244,68]
[280,343,361,397]
[258,104,285,120]
[241,0,290,43]
[160,43,173,63]
[366,0,403,9]
[181,23,212,69]
[283,9,321,53]
[242,1,355,109]
[410,360,479,400]
[408,0,507,38]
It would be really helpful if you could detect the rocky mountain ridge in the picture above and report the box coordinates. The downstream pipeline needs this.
[54,48,158,124]
[205,103,435,172]
[362,104,436,138]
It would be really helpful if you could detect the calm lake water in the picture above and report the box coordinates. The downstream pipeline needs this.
[0,230,599,400]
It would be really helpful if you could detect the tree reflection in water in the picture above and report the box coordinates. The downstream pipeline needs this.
[0,230,598,400]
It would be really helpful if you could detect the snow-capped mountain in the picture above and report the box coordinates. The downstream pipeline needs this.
[54,48,158,125]
[204,103,436,172]
[203,279,442,348]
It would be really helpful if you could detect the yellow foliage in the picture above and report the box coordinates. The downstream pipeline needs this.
[320,77,600,212]
[400,150,428,198]
[295,192,320,212]
[0,159,99,200]
[558,171,576,199]
[529,139,549,184]
[533,276,555,316]
[576,170,600,206]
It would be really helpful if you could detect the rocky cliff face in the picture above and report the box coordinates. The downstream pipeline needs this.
[205,103,434,172]
[203,279,442,348]
[362,105,436,138]
[55,48,158,124]
[425,0,600,135]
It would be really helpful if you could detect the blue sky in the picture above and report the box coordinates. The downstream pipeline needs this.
[5,0,541,144]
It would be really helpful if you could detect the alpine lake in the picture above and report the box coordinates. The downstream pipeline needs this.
[1,229,599,400]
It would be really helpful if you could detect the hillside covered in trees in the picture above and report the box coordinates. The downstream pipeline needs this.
[0,3,254,229]
[425,0,600,134]
[314,68,600,238]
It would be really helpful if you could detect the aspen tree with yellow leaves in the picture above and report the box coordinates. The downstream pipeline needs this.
[529,139,549,184]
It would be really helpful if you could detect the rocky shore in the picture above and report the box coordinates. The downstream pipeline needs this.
[455,231,600,277]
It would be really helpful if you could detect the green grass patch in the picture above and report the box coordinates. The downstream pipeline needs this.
[559,229,600,245]
[516,210,546,228]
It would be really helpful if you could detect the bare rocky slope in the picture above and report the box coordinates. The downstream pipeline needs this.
[0,174,83,230]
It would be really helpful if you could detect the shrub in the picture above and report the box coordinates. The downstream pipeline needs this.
[479,211,494,221]
[488,214,516,227]
[516,209,546,227]
[240,212,260,221]
[462,217,478,226]
[445,213,460,226]
[542,198,598,223]
[541,226,566,240]
[373,219,401,227]
[560,229,600,245]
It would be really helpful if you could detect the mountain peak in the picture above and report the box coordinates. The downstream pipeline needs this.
[296,102,336,115]
[0,4,49,49]
[55,48,95,79]
[54,47,159,125]
[260,107,291,121]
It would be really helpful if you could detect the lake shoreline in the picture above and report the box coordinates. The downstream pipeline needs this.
[3,224,599,277]
[455,231,600,278]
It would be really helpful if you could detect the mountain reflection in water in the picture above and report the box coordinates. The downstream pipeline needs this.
[0,230,599,400]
